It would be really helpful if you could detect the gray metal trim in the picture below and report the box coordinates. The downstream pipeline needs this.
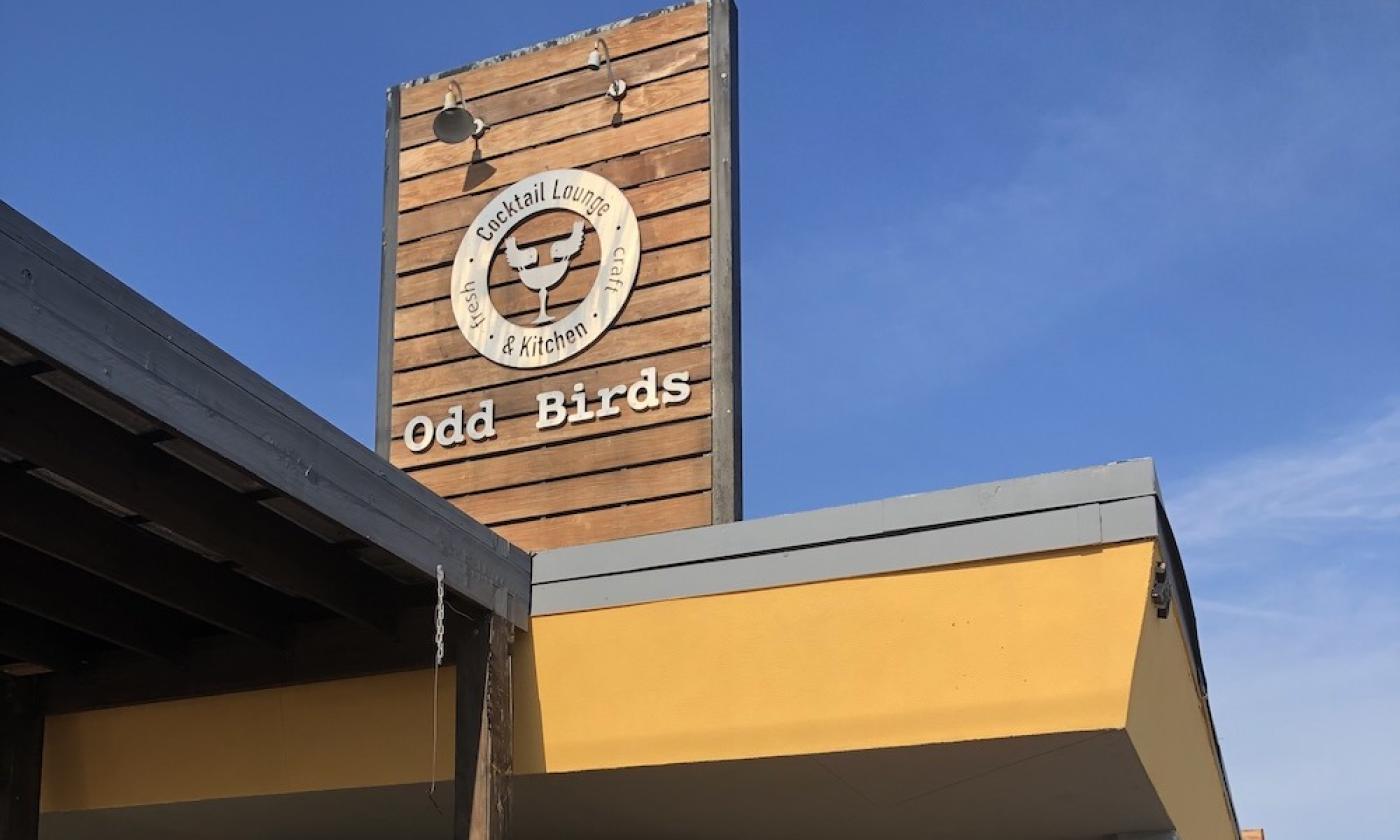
[397,1,704,92]
[1099,495,1161,544]
[535,459,1159,583]
[708,0,742,524]
[0,202,530,628]
[532,495,1162,616]
[375,86,401,458]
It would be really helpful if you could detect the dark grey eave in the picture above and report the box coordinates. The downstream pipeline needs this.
[0,201,530,628]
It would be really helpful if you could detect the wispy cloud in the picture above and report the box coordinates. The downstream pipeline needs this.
[1170,402,1400,838]
[1171,402,1400,550]
[747,10,1400,403]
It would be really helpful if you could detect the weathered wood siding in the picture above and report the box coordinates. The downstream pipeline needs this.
[380,1,738,552]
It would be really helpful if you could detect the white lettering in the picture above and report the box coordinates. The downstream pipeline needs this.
[407,370,692,449]
[467,400,496,441]
[536,391,567,429]
[596,384,627,418]
[627,366,660,412]
[404,415,433,453]
[662,371,691,405]
[436,404,466,447]
[568,383,595,424]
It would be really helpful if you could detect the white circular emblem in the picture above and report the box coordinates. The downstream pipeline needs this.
[450,169,641,369]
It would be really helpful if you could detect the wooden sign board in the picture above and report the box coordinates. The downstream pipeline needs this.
[376,0,740,552]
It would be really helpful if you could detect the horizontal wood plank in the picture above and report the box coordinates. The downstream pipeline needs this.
[399,102,708,213]
[398,135,709,247]
[398,236,708,343]
[413,417,711,498]
[401,68,708,180]
[393,379,711,470]
[392,308,709,406]
[493,491,711,551]
[395,237,707,347]
[384,3,720,556]
[397,235,708,328]
[399,5,708,117]
[396,204,709,337]
[458,455,711,525]
[395,240,707,353]
[400,37,708,148]
[389,344,711,432]
[396,171,708,276]
[395,273,709,371]
[476,203,710,288]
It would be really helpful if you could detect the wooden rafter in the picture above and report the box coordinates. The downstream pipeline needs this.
[0,468,292,647]
[0,604,93,672]
[0,378,396,634]
[0,538,190,662]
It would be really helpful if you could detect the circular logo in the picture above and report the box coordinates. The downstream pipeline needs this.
[450,169,641,369]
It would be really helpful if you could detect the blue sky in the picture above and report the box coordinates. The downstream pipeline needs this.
[3,1,1397,835]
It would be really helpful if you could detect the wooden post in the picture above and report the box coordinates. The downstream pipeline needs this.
[485,613,512,838]
[453,610,511,839]
[0,676,43,840]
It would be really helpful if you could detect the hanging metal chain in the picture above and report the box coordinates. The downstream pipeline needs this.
[429,564,446,801]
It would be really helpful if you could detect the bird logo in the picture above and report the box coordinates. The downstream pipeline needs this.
[451,169,640,370]
[504,220,586,325]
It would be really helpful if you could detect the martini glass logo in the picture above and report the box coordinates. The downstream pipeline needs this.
[503,220,586,325]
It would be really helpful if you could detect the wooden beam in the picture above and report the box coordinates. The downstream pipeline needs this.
[41,606,437,714]
[0,537,188,662]
[484,613,512,839]
[453,608,489,840]
[0,676,43,840]
[0,207,529,627]
[453,607,511,839]
[0,469,291,647]
[0,360,48,383]
[708,0,743,525]
[0,604,92,672]
[0,378,396,633]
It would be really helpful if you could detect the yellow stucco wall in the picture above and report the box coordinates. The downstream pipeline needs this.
[41,668,455,812]
[514,540,1157,773]
[43,540,1163,812]
[1125,549,1240,840]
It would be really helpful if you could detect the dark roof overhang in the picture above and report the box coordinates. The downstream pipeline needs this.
[0,201,529,711]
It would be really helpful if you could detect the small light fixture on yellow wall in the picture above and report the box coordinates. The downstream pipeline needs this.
[433,80,488,144]
[586,39,627,101]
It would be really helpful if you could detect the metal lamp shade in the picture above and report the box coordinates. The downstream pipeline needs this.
[433,105,477,144]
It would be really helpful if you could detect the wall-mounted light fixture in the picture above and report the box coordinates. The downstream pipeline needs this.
[586,39,627,101]
[433,80,488,144]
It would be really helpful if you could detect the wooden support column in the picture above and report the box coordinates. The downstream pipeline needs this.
[484,613,512,838]
[453,609,512,839]
[0,676,43,840]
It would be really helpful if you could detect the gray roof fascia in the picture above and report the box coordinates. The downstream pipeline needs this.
[535,459,1161,585]
[533,496,1164,616]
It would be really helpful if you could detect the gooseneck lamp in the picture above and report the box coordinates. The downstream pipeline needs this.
[586,39,627,101]
[433,80,488,144]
